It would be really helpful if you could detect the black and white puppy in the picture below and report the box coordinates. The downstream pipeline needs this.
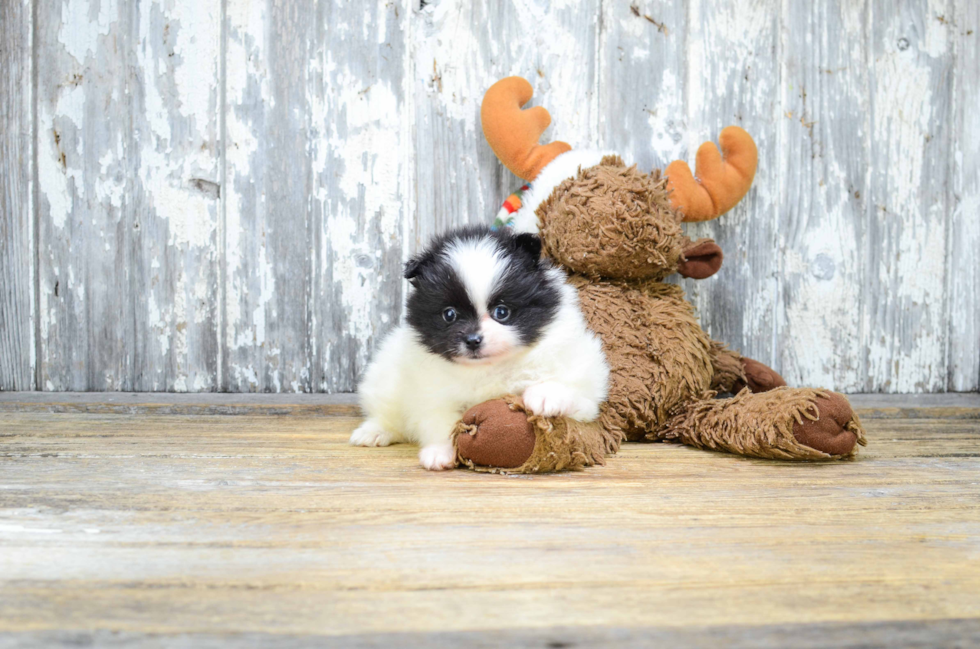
[350,226,608,470]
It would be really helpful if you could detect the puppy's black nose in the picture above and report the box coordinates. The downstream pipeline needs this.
[464,333,483,350]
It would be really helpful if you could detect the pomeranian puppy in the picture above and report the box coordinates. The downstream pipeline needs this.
[350,226,608,470]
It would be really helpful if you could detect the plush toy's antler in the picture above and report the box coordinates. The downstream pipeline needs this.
[481,77,572,181]
[666,126,758,222]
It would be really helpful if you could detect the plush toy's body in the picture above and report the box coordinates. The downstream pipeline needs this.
[451,77,866,473]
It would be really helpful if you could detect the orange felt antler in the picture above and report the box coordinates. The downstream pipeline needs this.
[666,126,758,222]
[481,77,572,181]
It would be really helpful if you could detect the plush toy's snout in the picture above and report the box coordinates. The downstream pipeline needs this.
[677,239,723,279]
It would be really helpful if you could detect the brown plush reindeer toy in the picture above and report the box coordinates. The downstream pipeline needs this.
[451,77,866,473]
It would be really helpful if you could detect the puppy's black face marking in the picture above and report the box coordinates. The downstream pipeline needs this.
[404,226,563,362]
[489,261,560,347]
[405,252,481,359]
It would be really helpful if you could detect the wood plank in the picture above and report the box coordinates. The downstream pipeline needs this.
[681,0,781,366]
[864,0,953,392]
[0,391,361,416]
[847,392,980,410]
[0,392,977,419]
[222,0,315,391]
[597,0,686,172]
[307,0,411,392]
[0,392,362,417]
[776,1,870,391]
[4,618,980,649]
[0,0,34,391]
[35,0,222,391]
[412,0,600,247]
[223,0,410,393]
[947,0,980,391]
[0,413,978,637]
[2,584,979,639]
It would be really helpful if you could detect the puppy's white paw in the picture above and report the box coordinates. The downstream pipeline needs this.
[418,441,456,471]
[350,421,398,447]
[522,382,597,420]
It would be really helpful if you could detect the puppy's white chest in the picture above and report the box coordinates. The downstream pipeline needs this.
[451,363,534,411]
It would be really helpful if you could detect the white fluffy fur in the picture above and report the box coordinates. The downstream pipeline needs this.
[511,149,610,234]
[444,237,506,317]
[351,269,609,471]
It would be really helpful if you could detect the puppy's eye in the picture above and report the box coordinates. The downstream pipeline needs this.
[491,305,510,322]
[442,307,457,323]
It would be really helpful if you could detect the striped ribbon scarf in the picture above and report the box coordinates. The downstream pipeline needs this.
[491,184,530,231]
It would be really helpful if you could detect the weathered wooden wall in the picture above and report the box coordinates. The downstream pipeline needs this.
[0,0,977,393]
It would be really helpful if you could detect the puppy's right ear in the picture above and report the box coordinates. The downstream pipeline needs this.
[514,232,543,261]
[403,255,426,287]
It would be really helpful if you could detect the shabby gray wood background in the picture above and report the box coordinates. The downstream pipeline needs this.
[1,0,978,393]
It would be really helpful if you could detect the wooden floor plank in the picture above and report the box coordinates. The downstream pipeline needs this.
[1,391,977,419]
[4,619,980,649]
[0,412,978,642]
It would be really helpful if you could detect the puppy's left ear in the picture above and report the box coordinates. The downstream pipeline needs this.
[514,232,543,262]
[403,254,427,287]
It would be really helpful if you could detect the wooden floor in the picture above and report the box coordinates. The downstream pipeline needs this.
[1,396,979,647]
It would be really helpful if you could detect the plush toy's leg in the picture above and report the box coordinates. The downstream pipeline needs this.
[659,387,867,460]
[452,396,622,474]
[709,341,787,393]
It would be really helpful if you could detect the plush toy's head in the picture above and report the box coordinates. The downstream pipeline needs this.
[535,155,713,281]
[481,77,758,281]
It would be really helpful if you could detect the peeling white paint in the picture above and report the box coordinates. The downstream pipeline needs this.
[864,1,950,392]
[921,0,951,58]
[327,81,402,235]
[309,3,410,390]
[171,4,220,126]
[948,0,980,389]
[39,83,87,230]
[643,68,686,168]
[224,0,268,358]
[95,146,124,209]
[252,239,274,349]
[32,0,222,391]
[148,293,169,357]
[414,0,592,145]
[59,0,117,64]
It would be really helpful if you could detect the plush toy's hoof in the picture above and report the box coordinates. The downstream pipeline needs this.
[792,392,860,456]
[456,399,536,469]
[735,357,787,393]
